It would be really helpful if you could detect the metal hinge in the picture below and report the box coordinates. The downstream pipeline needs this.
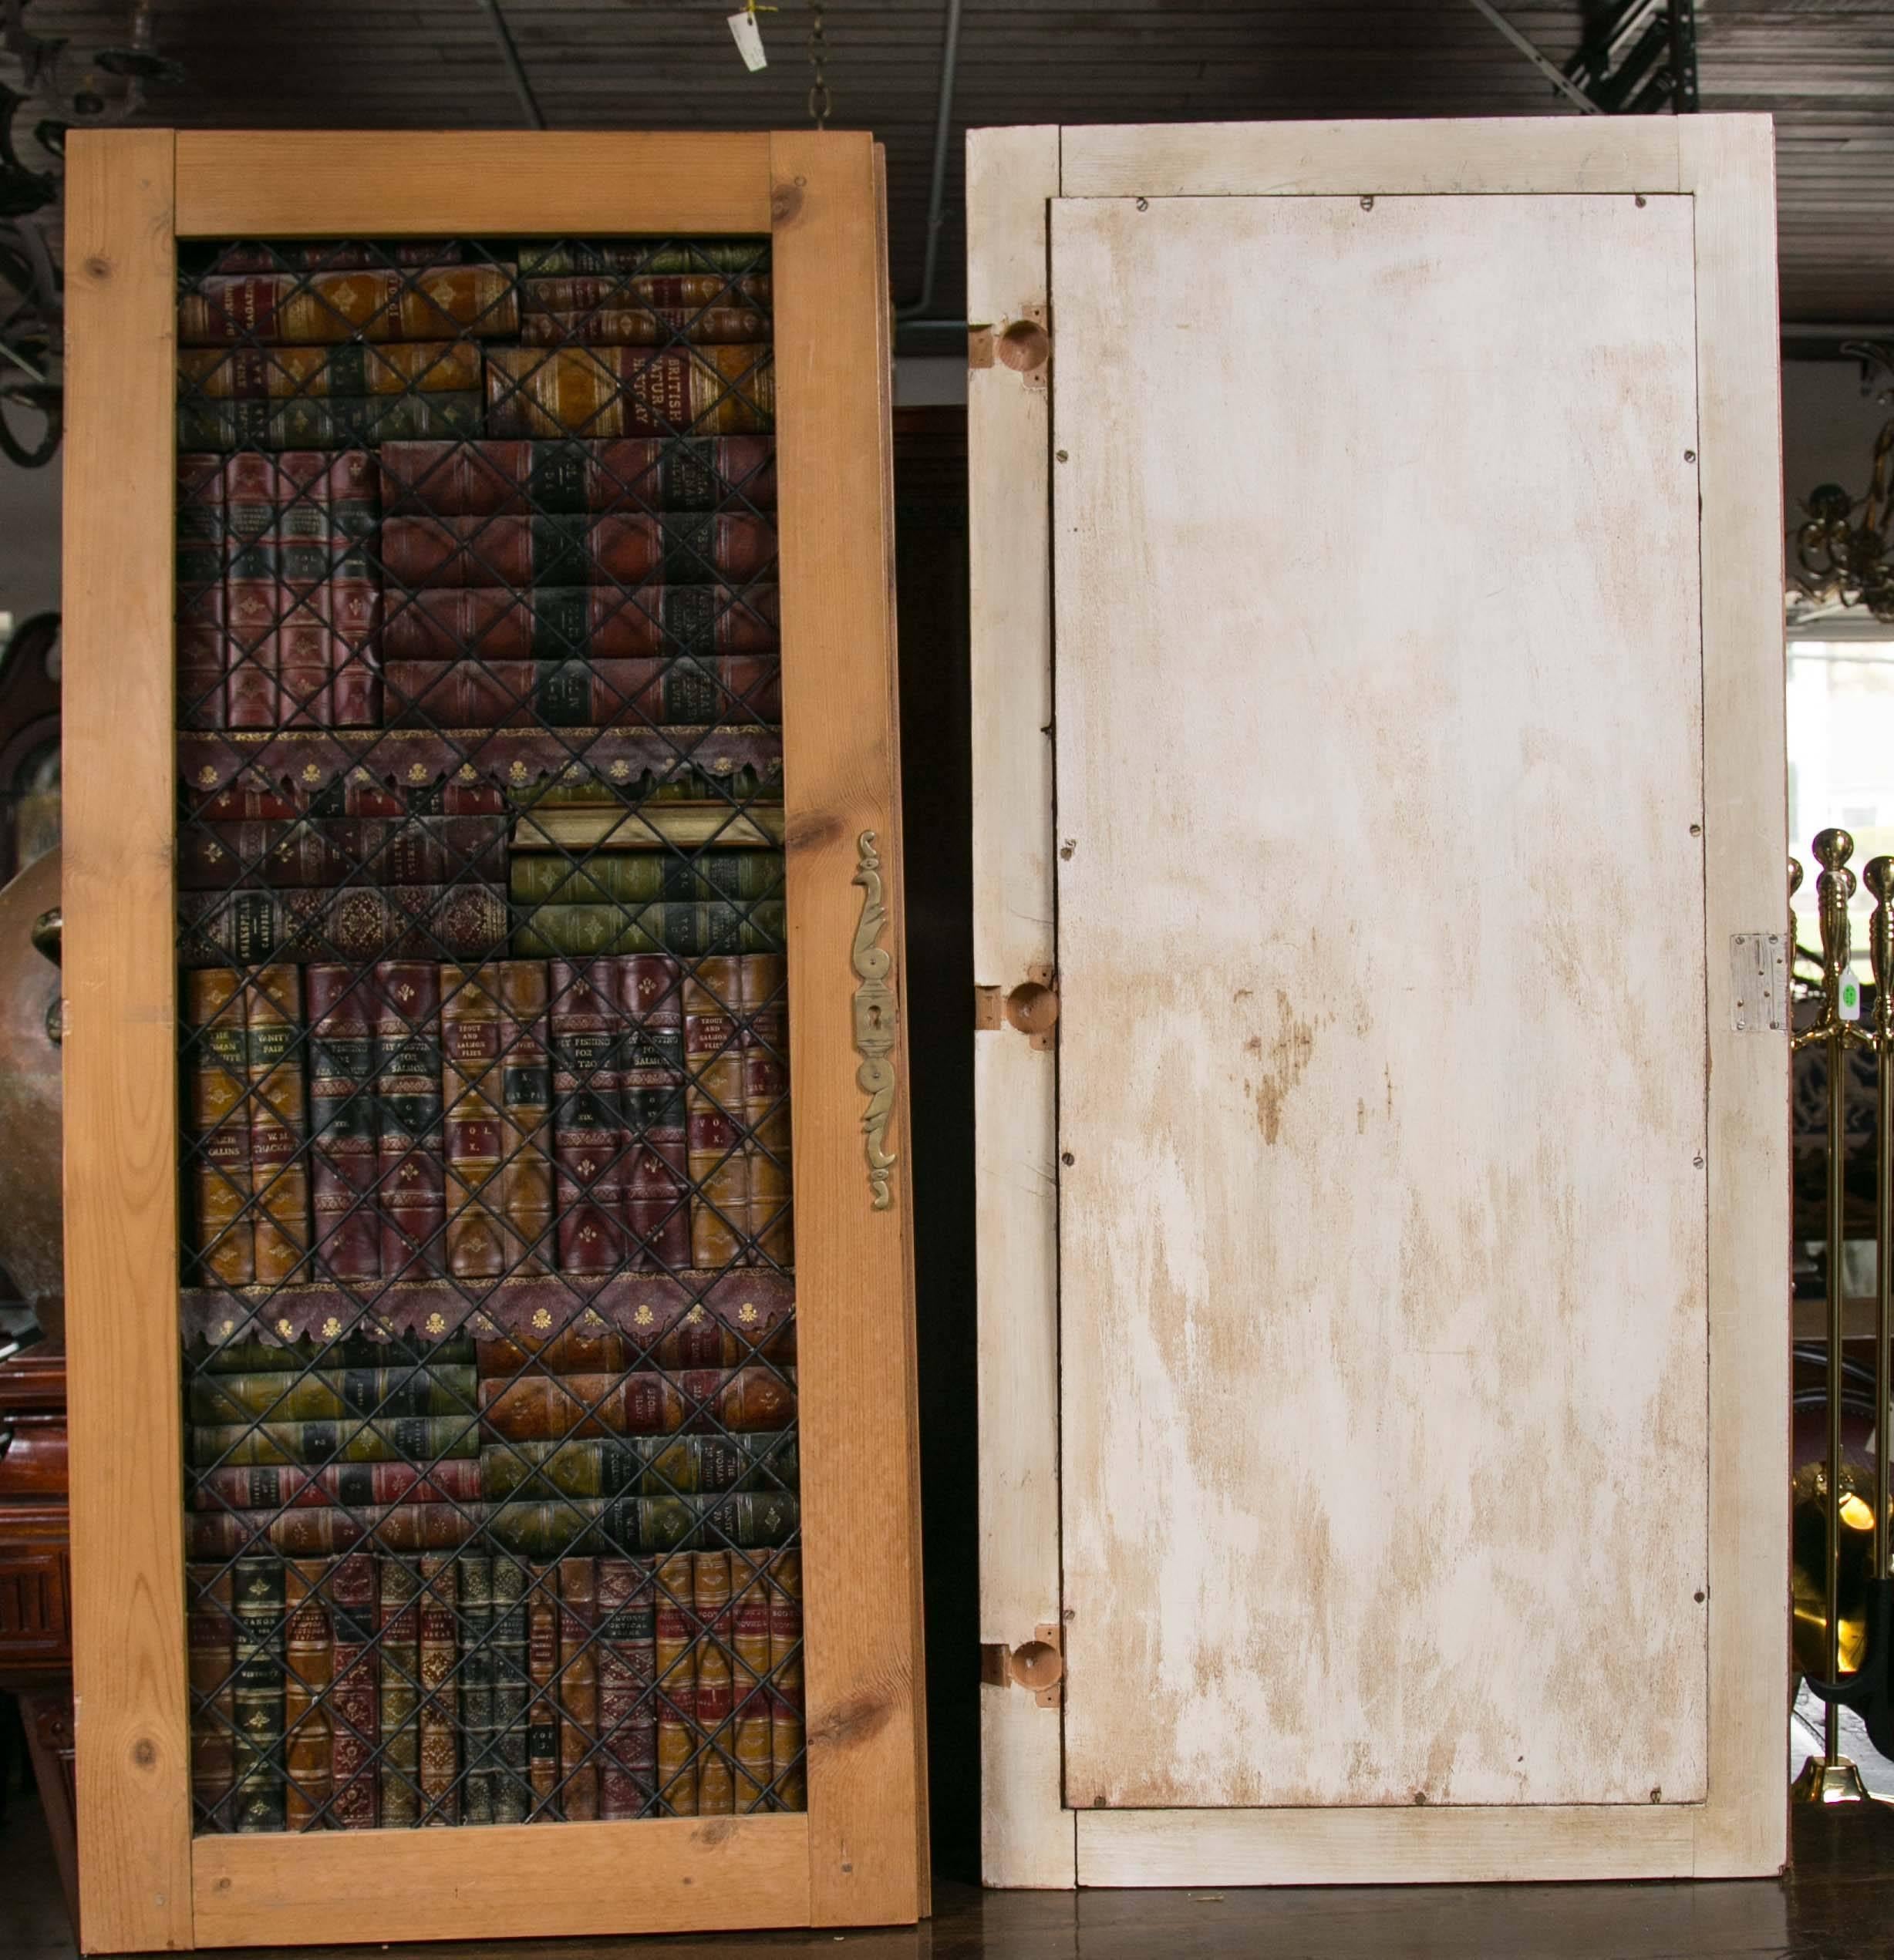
[980,1622,1064,1707]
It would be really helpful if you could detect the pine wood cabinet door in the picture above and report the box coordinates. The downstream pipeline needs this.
[971,116,1787,1888]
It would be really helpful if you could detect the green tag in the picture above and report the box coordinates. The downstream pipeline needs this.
[1841,971,1862,1021]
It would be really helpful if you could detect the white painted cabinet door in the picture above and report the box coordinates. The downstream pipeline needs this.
[1051,192,1712,1814]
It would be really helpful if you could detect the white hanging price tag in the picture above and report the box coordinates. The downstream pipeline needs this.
[1841,968,1863,1021]
[727,9,769,69]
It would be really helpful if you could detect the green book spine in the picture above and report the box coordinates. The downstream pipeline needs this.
[187,1415,482,1469]
[189,1334,478,1376]
[458,1553,496,1827]
[484,1492,800,1561]
[480,1433,799,1503]
[187,1366,480,1425]
[510,899,787,960]
[490,1556,531,1825]
[378,1558,423,1827]
[229,1556,287,1834]
[177,391,485,452]
[508,850,784,908]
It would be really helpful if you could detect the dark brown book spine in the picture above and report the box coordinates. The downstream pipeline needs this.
[327,447,383,729]
[685,958,748,1271]
[440,964,509,1279]
[184,1503,481,1562]
[769,1550,804,1810]
[654,1551,697,1815]
[498,959,554,1275]
[274,450,332,727]
[692,1550,734,1815]
[306,961,380,1284]
[177,884,511,968]
[376,436,777,517]
[743,955,793,1269]
[185,968,255,1287]
[177,451,228,729]
[377,512,775,590]
[282,1559,334,1830]
[328,1549,379,1827]
[618,954,691,1271]
[224,450,280,728]
[416,1553,460,1825]
[247,965,312,1285]
[180,338,482,399]
[550,958,625,1274]
[517,304,768,348]
[378,1558,422,1827]
[179,264,519,346]
[526,1568,561,1818]
[189,1457,484,1513]
[188,1562,238,1830]
[379,582,779,664]
[730,1558,774,1810]
[595,1556,657,1819]
[476,1366,795,1443]
[457,1552,496,1827]
[383,655,779,730]
[490,1555,531,1824]
[230,1555,287,1833]
[557,1556,600,1820]
[375,960,445,1279]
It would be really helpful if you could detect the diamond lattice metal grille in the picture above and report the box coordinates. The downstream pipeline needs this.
[173,233,804,1832]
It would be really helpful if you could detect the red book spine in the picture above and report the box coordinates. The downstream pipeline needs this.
[306,961,381,1285]
[177,452,227,729]
[327,449,383,728]
[497,959,555,1276]
[379,583,780,664]
[375,960,445,1279]
[377,512,775,590]
[326,1550,379,1828]
[383,656,779,729]
[376,436,777,517]
[550,958,626,1274]
[274,450,332,728]
[187,1458,483,1512]
[595,1557,657,1820]
[618,954,690,1272]
[224,452,280,727]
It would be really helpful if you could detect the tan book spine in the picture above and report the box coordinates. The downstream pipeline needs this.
[730,1557,773,1811]
[185,968,255,1286]
[248,964,312,1285]
[769,1550,804,1811]
[281,1559,334,1830]
[654,1551,697,1815]
[692,1550,735,1815]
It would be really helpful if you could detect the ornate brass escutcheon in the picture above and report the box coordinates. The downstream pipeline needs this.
[851,830,900,1210]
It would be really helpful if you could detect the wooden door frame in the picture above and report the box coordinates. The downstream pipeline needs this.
[63,126,925,1951]
[969,114,1786,1888]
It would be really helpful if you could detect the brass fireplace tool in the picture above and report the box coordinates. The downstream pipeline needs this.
[1792,830,1894,1802]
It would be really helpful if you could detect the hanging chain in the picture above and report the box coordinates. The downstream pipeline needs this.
[806,2,831,128]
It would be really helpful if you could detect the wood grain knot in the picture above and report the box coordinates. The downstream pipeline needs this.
[83,254,110,281]
[693,1816,740,1847]
[771,181,804,225]
[131,1738,156,1768]
[808,1688,892,1753]
[785,810,842,852]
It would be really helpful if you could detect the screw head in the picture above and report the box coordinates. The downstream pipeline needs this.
[1061,1151,1075,1167]
[1360,195,1374,210]
[1684,450,1696,463]
[1056,450,1070,463]
[1135,197,1149,211]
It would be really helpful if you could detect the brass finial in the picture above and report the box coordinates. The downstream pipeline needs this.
[1791,856,1804,904]
[1815,828,1858,985]
[1867,857,1894,1036]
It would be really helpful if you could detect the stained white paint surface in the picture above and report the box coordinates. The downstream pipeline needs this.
[1052,193,1710,1810]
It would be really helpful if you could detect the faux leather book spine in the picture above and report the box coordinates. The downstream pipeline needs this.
[440,964,508,1280]
[476,1364,795,1443]
[178,264,520,347]
[247,964,312,1286]
[557,1556,600,1821]
[326,447,383,729]
[177,451,228,729]
[377,1557,423,1827]
[484,344,773,441]
[273,450,332,728]
[498,959,555,1275]
[743,954,794,1270]
[730,1557,774,1810]
[229,1554,288,1833]
[184,967,255,1288]
[457,1552,496,1827]
[224,450,281,728]
[177,884,511,968]
[187,1414,481,1469]
[416,1553,460,1826]
[327,1549,379,1827]
[187,1561,238,1831]
[490,1554,531,1824]
[376,511,776,590]
[619,952,691,1271]
[517,304,768,349]
[188,1457,484,1513]
[375,959,446,1279]
[306,961,381,1285]
[180,338,482,399]
[179,392,485,453]
[654,1551,697,1816]
[281,1558,335,1831]
[550,958,626,1275]
[376,436,777,517]
[379,581,780,664]
[769,1549,804,1811]
[595,1555,657,1820]
[691,1549,734,1815]
[526,1567,561,1818]
[686,958,748,1271]
[512,899,786,963]
[383,655,780,732]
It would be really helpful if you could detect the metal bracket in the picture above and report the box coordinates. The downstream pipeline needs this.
[980,1622,1064,1707]
[1731,931,1789,1034]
